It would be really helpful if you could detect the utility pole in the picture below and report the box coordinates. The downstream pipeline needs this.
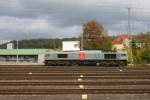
[81,32,84,51]
[128,7,134,65]
[128,8,131,37]
[16,40,19,63]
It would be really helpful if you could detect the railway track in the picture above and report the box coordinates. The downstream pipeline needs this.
[1,89,150,95]
[1,76,150,80]
[0,81,150,86]
[0,65,150,95]
[0,65,150,70]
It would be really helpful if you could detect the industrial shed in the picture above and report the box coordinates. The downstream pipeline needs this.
[0,49,47,64]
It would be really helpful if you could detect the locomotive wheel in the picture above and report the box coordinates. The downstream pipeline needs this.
[71,61,78,66]
[96,62,100,66]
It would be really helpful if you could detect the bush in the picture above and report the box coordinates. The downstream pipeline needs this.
[142,47,150,64]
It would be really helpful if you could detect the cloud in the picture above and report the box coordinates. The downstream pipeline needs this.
[0,0,149,40]
[0,16,82,40]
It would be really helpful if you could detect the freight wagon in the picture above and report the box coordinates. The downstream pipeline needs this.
[44,50,128,66]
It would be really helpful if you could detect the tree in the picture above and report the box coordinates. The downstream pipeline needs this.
[135,48,143,64]
[0,38,79,49]
[129,39,139,64]
[131,32,150,64]
[135,32,150,47]
[83,20,106,38]
[98,37,112,51]
[83,20,111,51]
[142,47,150,64]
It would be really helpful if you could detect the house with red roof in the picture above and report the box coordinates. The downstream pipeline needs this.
[112,34,129,50]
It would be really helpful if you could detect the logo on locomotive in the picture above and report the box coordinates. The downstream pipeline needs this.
[79,51,85,60]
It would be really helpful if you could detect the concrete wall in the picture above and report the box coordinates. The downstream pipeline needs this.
[38,53,45,64]
[112,44,125,50]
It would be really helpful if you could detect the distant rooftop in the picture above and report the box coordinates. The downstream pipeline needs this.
[0,49,47,55]
[112,34,129,44]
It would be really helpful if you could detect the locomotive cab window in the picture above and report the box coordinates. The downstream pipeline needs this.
[57,54,68,58]
[104,54,116,59]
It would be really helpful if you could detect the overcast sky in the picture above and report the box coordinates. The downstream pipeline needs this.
[0,0,150,40]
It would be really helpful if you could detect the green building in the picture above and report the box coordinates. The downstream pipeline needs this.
[0,49,47,63]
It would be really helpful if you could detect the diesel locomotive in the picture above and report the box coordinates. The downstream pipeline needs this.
[44,50,128,66]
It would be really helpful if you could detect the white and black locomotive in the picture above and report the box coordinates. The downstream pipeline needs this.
[44,50,128,66]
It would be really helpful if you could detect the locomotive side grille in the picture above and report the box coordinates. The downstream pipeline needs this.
[57,54,68,58]
[104,54,116,59]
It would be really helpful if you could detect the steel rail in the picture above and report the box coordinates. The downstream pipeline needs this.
[1,89,150,95]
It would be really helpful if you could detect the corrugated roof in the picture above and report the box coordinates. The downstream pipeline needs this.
[0,49,47,55]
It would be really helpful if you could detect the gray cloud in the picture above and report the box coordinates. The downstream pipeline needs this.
[0,0,149,40]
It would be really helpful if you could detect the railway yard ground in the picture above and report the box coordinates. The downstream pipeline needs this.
[0,65,150,100]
